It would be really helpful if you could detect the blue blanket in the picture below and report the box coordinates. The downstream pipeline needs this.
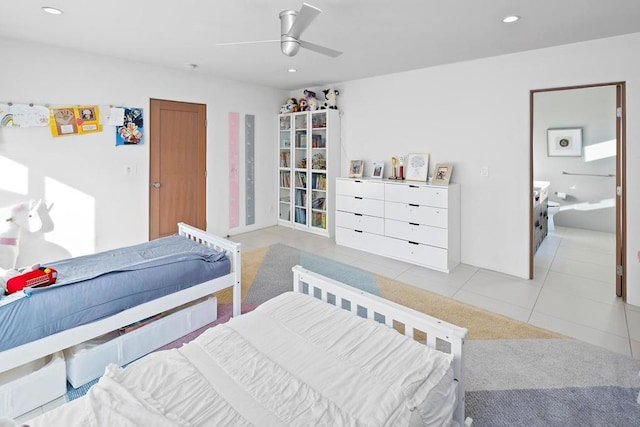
[33,235,226,292]
[0,235,230,352]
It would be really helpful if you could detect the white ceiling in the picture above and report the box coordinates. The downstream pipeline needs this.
[2,1,640,90]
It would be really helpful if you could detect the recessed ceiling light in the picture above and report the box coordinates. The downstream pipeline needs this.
[503,15,520,23]
[288,68,297,73]
[42,6,64,15]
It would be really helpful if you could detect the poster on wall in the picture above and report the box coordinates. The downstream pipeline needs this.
[115,107,144,145]
[0,103,49,127]
[49,105,102,136]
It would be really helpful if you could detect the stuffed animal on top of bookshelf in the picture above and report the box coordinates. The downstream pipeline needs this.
[322,89,340,110]
[304,90,321,111]
[298,98,309,111]
[279,98,298,114]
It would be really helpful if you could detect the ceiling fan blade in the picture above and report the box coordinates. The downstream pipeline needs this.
[287,3,322,38]
[299,39,342,57]
[216,40,279,46]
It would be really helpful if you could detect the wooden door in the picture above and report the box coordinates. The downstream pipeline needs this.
[615,83,626,299]
[149,99,206,239]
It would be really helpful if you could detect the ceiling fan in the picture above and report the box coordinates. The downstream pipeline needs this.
[217,3,342,58]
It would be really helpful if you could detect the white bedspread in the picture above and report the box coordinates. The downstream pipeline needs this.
[30,292,456,426]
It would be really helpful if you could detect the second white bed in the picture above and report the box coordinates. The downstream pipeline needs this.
[29,267,467,426]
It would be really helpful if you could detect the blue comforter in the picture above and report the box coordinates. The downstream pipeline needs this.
[0,235,230,352]
[34,235,226,292]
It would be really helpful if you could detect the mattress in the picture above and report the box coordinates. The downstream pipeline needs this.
[29,291,457,426]
[0,235,230,352]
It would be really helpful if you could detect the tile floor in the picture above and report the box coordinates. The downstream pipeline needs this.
[229,224,638,360]
[16,223,638,422]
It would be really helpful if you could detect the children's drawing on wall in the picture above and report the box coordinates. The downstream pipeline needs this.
[76,105,102,134]
[49,105,102,136]
[50,107,78,136]
[0,103,49,128]
[115,107,144,145]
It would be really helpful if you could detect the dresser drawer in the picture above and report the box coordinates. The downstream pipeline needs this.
[336,211,384,234]
[337,195,384,217]
[385,183,448,208]
[385,201,448,228]
[336,178,384,199]
[385,238,448,271]
[335,227,387,251]
[385,219,448,249]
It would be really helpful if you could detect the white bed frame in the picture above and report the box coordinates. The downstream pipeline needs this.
[292,265,471,427]
[0,223,241,374]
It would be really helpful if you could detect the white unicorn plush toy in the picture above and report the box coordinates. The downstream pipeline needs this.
[0,200,53,293]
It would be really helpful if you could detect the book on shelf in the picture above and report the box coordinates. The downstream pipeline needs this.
[280,171,290,187]
[296,133,307,148]
[312,174,327,190]
[295,171,307,187]
[295,207,307,224]
[312,212,326,228]
[295,189,307,206]
[311,134,325,148]
[280,151,290,167]
[312,196,326,210]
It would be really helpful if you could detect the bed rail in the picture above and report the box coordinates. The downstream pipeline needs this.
[178,222,241,317]
[292,265,469,426]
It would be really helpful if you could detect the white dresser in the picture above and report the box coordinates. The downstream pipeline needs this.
[335,177,460,272]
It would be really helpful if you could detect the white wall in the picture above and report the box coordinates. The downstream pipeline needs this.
[533,87,617,233]
[0,38,285,265]
[307,33,640,305]
[4,32,640,306]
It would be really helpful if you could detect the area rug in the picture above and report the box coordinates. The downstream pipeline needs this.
[68,243,640,426]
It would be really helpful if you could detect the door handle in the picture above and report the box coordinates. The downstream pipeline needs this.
[151,182,161,189]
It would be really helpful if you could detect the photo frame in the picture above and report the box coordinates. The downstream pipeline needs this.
[406,153,429,181]
[371,161,384,179]
[432,163,453,185]
[547,128,582,157]
[349,160,364,178]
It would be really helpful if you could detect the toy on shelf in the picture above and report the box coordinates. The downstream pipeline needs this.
[298,98,309,111]
[322,89,340,109]
[279,97,298,114]
[304,90,321,111]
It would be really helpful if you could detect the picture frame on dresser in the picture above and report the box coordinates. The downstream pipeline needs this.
[406,153,429,181]
[371,161,384,178]
[349,160,364,178]
[433,163,453,185]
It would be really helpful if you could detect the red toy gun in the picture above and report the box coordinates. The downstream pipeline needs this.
[6,267,58,295]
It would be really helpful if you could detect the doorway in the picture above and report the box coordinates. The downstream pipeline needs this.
[149,99,207,239]
[529,82,626,301]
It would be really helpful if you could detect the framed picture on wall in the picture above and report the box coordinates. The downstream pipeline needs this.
[349,160,364,178]
[432,163,453,185]
[547,128,582,157]
[371,161,384,178]
[406,153,430,181]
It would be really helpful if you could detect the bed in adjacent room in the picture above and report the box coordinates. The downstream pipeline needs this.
[0,223,241,418]
[26,266,471,427]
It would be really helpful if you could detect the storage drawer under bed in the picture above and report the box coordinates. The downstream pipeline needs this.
[64,296,218,388]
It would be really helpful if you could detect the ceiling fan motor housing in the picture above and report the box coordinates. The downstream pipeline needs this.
[279,10,300,56]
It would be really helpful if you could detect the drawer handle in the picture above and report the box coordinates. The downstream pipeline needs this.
[409,203,419,207]
[355,230,363,233]
[408,241,419,245]
[409,185,419,188]
[355,180,362,183]
[355,196,363,200]
[354,213,363,216]
[409,222,419,226]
